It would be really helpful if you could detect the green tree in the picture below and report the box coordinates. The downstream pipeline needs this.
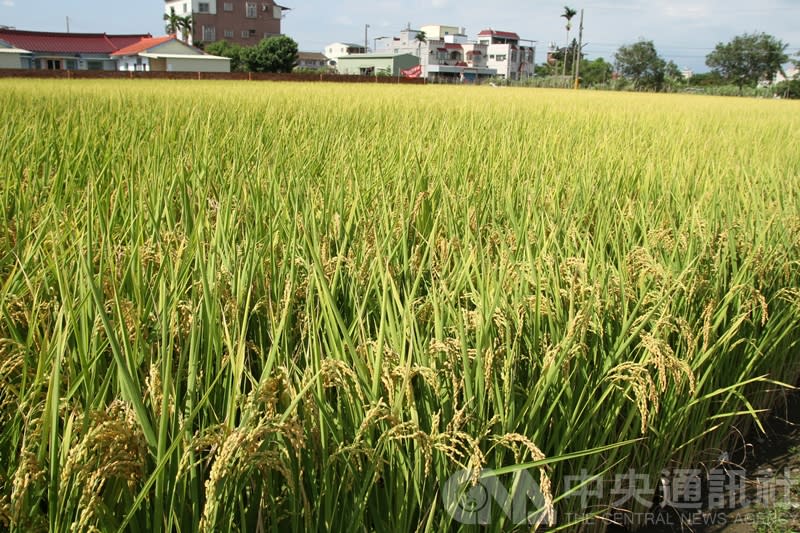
[706,32,789,92]
[560,6,577,77]
[415,31,427,57]
[244,35,299,73]
[178,15,193,43]
[687,71,724,86]
[551,39,582,79]
[164,7,181,36]
[774,79,800,99]
[663,60,684,91]
[579,57,613,86]
[205,40,246,71]
[615,40,666,91]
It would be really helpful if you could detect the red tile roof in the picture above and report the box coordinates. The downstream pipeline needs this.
[477,29,520,40]
[444,43,463,50]
[0,29,151,54]
[111,35,176,57]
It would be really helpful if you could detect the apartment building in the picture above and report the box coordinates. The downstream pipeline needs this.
[374,26,496,82]
[164,0,290,46]
[476,29,535,81]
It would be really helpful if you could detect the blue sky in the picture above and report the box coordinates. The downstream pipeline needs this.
[1,1,798,71]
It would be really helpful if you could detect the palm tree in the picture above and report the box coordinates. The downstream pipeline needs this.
[415,30,427,58]
[164,7,181,36]
[178,15,193,43]
[560,6,577,77]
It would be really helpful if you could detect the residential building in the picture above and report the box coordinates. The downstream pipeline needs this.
[681,67,694,80]
[113,35,230,72]
[0,40,30,69]
[374,26,496,82]
[0,29,149,70]
[164,0,290,46]
[476,29,535,81]
[419,25,464,41]
[774,66,799,83]
[324,42,367,67]
[0,29,229,72]
[335,53,419,76]
[295,51,328,71]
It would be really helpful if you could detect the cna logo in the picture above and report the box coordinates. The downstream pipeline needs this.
[442,468,556,527]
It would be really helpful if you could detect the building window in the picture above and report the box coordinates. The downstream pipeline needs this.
[496,54,507,61]
[198,2,210,13]
[246,2,257,18]
[46,59,61,70]
[87,60,103,71]
[241,30,250,38]
[183,3,188,13]
[224,30,234,38]
[223,2,233,11]
[273,5,282,19]
[202,25,216,41]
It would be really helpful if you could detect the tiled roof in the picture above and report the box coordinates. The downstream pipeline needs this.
[297,51,327,61]
[111,35,176,56]
[477,29,520,40]
[0,29,151,54]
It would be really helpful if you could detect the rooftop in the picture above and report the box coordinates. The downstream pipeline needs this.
[0,29,151,54]
[111,35,175,57]
[477,29,520,40]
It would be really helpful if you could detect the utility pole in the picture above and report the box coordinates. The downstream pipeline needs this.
[66,16,70,33]
[364,24,370,52]
[573,9,584,89]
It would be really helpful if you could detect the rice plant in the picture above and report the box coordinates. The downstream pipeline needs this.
[0,80,799,532]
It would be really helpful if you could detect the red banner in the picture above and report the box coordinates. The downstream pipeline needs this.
[401,64,423,78]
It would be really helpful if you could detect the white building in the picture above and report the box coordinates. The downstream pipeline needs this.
[324,42,367,67]
[374,26,496,82]
[419,24,465,41]
[476,29,535,81]
[0,40,30,69]
[113,35,230,72]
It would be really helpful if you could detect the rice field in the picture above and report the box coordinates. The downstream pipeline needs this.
[1,80,799,532]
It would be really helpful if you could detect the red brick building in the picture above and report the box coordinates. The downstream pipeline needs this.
[164,0,290,47]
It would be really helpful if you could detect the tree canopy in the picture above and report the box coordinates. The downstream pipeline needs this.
[705,32,789,90]
[614,40,666,91]
[245,35,299,73]
[204,36,299,73]
[205,41,246,72]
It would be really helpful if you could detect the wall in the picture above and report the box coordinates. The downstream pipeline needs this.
[165,57,230,73]
[0,69,426,84]
[192,0,281,46]
[0,53,23,69]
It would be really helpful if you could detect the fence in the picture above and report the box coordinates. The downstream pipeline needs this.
[0,69,426,84]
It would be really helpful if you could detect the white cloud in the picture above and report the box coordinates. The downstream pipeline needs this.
[2,0,15,7]
[334,15,353,26]
[432,0,449,7]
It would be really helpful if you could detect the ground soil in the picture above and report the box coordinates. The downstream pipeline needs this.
[608,391,800,533]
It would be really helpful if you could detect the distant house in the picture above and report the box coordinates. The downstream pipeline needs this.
[0,29,229,72]
[0,29,149,70]
[295,51,328,71]
[164,0,290,46]
[373,26,497,82]
[324,42,367,67]
[112,35,230,72]
[476,29,535,81]
[0,39,30,69]
[335,53,419,77]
